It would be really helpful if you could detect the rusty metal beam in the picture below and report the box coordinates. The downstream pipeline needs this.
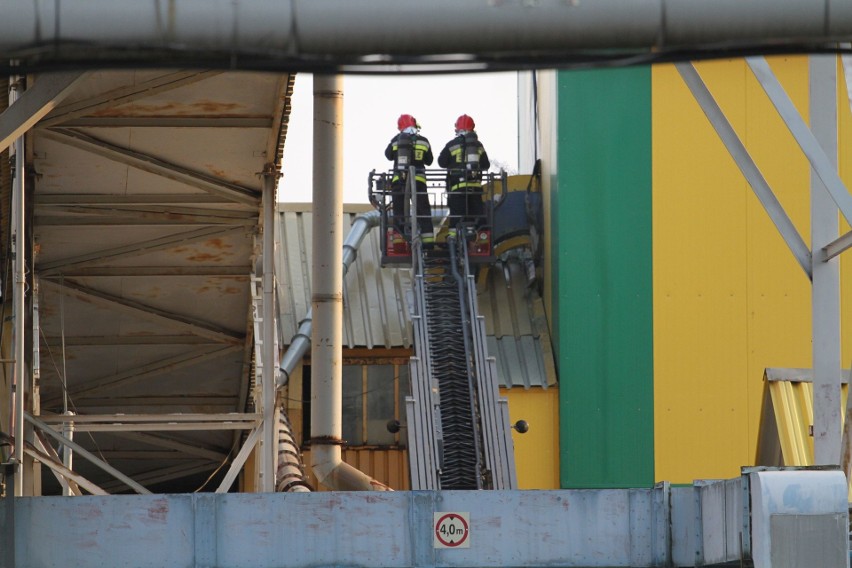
[109,431,229,462]
[39,278,245,344]
[41,335,223,346]
[35,193,238,205]
[38,71,222,128]
[72,396,238,408]
[43,345,242,402]
[24,446,105,496]
[40,128,260,206]
[98,461,218,493]
[216,426,260,493]
[37,225,246,275]
[26,412,151,494]
[51,116,272,128]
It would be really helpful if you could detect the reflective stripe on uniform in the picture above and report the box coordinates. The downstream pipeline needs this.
[392,174,428,183]
[450,181,482,191]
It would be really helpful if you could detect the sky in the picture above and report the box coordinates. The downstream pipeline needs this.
[278,73,519,204]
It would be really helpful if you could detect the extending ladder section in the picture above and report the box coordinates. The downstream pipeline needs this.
[406,237,517,490]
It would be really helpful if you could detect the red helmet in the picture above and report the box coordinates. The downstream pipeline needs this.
[397,114,417,131]
[455,114,475,131]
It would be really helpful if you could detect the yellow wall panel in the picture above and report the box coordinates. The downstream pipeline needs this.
[653,61,750,483]
[838,62,852,366]
[503,387,560,489]
[743,57,812,466]
[653,57,815,484]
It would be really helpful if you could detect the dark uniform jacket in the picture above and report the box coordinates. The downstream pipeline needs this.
[437,132,490,191]
[385,133,433,183]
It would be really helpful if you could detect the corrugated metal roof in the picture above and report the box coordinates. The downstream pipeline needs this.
[275,204,556,389]
[29,70,295,492]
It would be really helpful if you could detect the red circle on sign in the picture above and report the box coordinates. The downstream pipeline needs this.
[435,513,469,547]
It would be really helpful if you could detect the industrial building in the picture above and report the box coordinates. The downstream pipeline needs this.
[2,2,852,566]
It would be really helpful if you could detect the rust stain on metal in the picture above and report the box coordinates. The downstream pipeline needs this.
[91,103,179,116]
[91,101,246,117]
[143,286,162,299]
[310,435,345,446]
[78,504,104,520]
[186,252,223,263]
[326,494,343,508]
[483,516,502,528]
[39,304,57,318]
[196,284,240,295]
[205,239,232,251]
[205,165,228,178]
[147,498,169,522]
[192,100,244,113]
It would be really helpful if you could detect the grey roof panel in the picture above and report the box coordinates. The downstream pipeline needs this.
[276,206,555,388]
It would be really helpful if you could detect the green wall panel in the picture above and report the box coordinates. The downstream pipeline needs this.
[555,68,654,488]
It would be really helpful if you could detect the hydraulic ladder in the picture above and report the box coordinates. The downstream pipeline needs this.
[406,232,517,490]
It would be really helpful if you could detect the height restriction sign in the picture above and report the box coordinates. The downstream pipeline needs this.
[434,512,470,548]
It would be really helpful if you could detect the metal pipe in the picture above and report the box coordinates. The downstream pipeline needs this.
[1,0,851,58]
[260,168,277,492]
[10,76,25,497]
[279,209,380,386]
[278,206,448,385]
[309,75,388,491]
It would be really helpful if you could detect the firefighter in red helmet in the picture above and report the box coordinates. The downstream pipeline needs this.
[385,114,435,244]
[438,114,490,237]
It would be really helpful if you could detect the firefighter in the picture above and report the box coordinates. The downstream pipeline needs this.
[385,114,435,245]
[438,114,490,237]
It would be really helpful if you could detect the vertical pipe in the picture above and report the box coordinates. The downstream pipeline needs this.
[810,55,841,465]
[260,167,277,492]
[10,77,25,496]
[308,76,390,491]
[310,74,345,487]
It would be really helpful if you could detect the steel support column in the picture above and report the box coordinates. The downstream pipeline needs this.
[809,55,842,465]
[10,77,25,497]
[259,168,278,493]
